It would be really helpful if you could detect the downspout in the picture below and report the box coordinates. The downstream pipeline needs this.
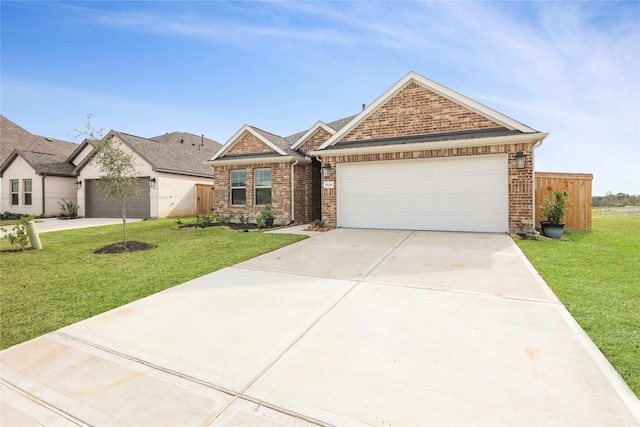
[531,138,545,232]
[41,175,46,216]
[290,160,299,223]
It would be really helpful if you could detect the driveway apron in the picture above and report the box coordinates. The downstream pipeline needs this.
[2,229,638,426]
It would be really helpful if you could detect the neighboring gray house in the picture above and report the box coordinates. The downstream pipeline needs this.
[0,116,78,216]
[72,130,221,218]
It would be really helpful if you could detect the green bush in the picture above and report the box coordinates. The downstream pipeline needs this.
[1,216,33,250]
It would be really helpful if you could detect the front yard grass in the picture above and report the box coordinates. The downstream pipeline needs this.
[516,212,639,397]
[0,219,305,350]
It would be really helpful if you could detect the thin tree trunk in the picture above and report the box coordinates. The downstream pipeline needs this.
[121,199,128,247]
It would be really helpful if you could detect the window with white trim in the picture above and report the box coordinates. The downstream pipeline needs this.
[254,168,272,205]
[230,169,246,205]
[23,179,32,206]
[10,180,19,205]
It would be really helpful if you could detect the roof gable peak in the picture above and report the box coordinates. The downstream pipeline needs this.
[209,125,287,161]
[317,71,538,151]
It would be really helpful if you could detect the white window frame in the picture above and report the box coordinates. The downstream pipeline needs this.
[10,180,19,206]
[230,169,246,206]
[254,168,272,206]
[23,179,32,206]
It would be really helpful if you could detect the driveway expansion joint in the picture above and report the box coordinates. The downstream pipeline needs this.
[1,378,90,427]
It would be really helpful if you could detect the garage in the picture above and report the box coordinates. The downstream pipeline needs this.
[337,154,508,232]
[85,178,151,218]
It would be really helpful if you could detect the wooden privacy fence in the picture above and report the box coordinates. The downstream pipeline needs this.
[535,172,593,230]
[195,184,215,215]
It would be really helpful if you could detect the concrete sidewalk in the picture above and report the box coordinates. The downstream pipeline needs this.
[0,217,143,238]
[1,229,638,426]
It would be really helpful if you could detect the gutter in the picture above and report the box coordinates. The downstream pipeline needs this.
[290,160,299,223]
[205,156,311,167]
[311,133,549,157]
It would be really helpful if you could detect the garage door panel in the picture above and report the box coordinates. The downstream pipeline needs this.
[337,155,508,232]
[85,178,151,218]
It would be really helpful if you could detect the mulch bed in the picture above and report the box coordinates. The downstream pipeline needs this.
[303,225,334,232]
[178,222,265,231]
[94,241,156,254]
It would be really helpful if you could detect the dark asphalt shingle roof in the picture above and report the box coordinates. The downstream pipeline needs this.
[1,115,77,167]
[113,131,220,177]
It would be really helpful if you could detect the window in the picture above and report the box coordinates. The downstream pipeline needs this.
[23,179,32,206]
[254,168,272,205]
[10,180,19,205]
[230,169,246,205]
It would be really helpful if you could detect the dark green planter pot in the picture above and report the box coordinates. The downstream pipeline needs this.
[540,221,565,239]
[265,218,274,227]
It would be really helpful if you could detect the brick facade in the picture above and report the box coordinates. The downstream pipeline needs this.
[227,131,276,156]
[341,82,499,141]
[213,161,318,225]
[298,128,333,154]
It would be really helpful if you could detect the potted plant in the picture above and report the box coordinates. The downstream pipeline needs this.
[540,190,569,239]
[257,204,275,228]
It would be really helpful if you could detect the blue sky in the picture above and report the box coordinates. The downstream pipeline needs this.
[1,1,638,195]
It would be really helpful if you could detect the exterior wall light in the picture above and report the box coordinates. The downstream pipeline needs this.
[149,177,156,188]
[322,163,332,178]
[74,180,82,189]
[515,151,527,169]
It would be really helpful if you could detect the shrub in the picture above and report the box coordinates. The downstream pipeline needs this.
[541,190,569,224]
[255,204,275,228]
[58,199,79,219]
[1,216,33,250]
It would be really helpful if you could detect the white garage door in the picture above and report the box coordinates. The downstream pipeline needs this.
[337,154,508,232]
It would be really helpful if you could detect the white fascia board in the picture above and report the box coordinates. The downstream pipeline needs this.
[209,125,287,161]
[317,71,537,151]
[290,121,336,150]
[205,156,311,167]
[312,132,548,158]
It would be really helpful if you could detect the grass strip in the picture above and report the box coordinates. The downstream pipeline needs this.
[516,212,639,397]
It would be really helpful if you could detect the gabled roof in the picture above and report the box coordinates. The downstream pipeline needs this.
[74,130,219,178]
[208,125,309,163]
[0,149,75,177]
[209,114,358,164]
[1,115,77,166]
[317,71,540,151]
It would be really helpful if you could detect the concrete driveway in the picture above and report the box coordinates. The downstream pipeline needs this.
[2,229,638,426]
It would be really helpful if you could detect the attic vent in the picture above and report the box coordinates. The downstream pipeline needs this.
[45,138,53,142]
[362,103,366,111]
[180,139,184,144]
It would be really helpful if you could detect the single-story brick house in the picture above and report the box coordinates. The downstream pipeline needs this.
[210,71,548,233]
[73,131,221,218]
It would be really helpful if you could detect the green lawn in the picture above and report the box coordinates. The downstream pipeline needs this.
[0,219,305,349]
[516,212,640,397]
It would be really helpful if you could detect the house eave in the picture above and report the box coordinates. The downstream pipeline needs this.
[312,132,548,157]
[206,156,312,167]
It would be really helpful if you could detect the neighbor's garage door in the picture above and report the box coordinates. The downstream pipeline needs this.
[85,178,151,218]
[337,154,508,232]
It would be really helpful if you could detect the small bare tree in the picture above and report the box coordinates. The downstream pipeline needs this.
[72,115,140,247]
